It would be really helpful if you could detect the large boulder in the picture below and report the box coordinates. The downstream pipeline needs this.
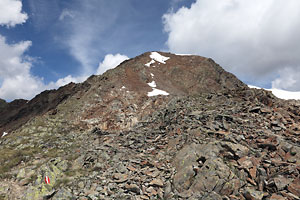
[172,141,249,198]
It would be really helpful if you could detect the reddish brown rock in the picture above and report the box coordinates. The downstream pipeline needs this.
[270,194,286,200]
[249,166,257,179]
[149,179,164,187]
[287,180,300,197]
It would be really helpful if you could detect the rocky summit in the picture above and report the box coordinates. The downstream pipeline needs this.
[0,52,299,200]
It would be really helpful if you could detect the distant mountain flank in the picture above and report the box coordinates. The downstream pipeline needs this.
[0,98,7,109]
[0,82,90,136]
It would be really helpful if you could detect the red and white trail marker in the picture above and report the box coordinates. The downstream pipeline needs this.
[45,176,50,184]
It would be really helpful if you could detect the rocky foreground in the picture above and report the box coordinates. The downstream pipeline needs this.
[0,52,300,199]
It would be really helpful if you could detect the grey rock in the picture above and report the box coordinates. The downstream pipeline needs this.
[244,188,264,200]
[52,188,73,200]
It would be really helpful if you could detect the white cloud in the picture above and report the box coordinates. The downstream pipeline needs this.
[0,74,45,101]
[52,75,86,87]
[271,67,300,91]
[163,0,300,91]
[0,0,93,101]
[0,32,128,100]
[0,0,44,100]
[0,36,46,100]
[0,0,28,27]
[0,35,89,100]
[96,54,129,75]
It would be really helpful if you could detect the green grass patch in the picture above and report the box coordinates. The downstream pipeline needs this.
[53,177,71,189]
[0,146,42,178]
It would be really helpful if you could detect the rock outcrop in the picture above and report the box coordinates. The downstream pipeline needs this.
[0,52,299,199]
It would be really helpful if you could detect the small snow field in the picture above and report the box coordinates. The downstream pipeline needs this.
[145,52,170,67]
[145,60,155,67]
[248,85,300,100]
[248,85,261,89]
[268,88,300,100]
[2,132,8,137]
[147,80,169,97]
[147,88,169,97]
[147,81,157,88]
[150,52,170,64]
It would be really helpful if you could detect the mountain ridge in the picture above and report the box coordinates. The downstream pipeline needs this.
[0,52,300,200]
[0,51,247,136]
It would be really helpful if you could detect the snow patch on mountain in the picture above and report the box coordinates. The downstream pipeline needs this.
[145,60,155,67]
[150,52,170,64]
[145,52,170,67]
[147,81,157,88]
[268,88,300,100]
[148,88,169,97]
[248,85,300,100]
[2,132,8,137]
[147,80,169,96]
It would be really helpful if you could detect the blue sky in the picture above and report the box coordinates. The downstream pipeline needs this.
[1,0,300,100]
[1,0,190,82]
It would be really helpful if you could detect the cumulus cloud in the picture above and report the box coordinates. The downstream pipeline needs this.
[0,0,28,27]
[0,36,90,100]
[96,54,129,75]
[271,67,300,91]
[0,36,46,100]
[163,0,300,91]
[0,30,127,100]
[52,75,86,87]
[0,0,97,101]
[0,1,44,100]
[47,53,129,92]
[0,34,127,100]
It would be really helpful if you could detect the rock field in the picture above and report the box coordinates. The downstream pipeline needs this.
[0,52,299,199]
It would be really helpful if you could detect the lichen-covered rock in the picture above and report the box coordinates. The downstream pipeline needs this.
[244,187,264,200]
[25,185,56,200]
[173,142,244,197]
[24,158,68,200]
[52,188,73,200]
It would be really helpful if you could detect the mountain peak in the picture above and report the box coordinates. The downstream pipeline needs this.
[0,51,246,135]
[1,52,300,199]
[98,51,247,96]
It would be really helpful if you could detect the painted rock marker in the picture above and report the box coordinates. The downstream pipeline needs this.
[45,176,50,184]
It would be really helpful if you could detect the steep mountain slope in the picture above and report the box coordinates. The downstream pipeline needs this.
[0,82,91,136]
[0,52,246,135]
[0,52,299,200]
[0,99,6,110]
